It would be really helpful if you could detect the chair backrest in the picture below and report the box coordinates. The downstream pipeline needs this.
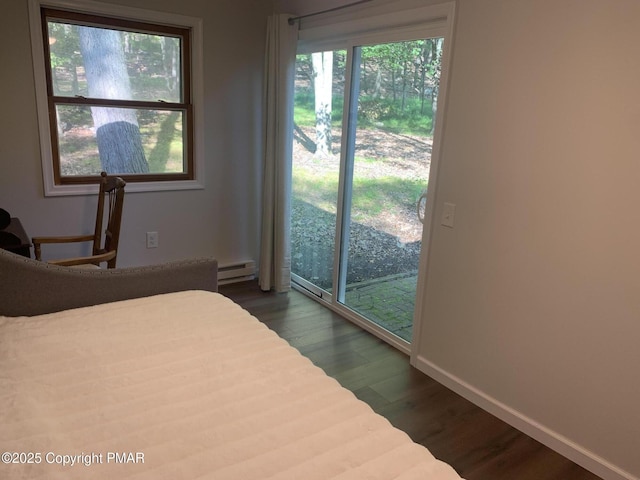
[93,172,126,268]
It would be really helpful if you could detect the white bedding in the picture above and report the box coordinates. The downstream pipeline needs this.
[0,290,463,479]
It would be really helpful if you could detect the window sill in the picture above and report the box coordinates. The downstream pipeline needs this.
[43,179,205,197]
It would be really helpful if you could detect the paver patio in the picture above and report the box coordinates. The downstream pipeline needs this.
[344,271,418,342]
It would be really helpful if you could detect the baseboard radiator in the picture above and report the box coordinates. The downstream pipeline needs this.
[217,260,256,285]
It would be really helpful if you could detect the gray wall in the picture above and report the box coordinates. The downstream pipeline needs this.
[415,0,640,478]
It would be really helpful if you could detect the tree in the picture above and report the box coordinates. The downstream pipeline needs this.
[160,36,180,98]
[312,51,333,157]
[425,38,443,134]
[78,26,149,173]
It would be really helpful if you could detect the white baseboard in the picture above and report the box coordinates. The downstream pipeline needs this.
[413,355,638,480]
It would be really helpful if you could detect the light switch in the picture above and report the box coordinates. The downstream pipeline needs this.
[441,202,456,228]
[146,231,159,248]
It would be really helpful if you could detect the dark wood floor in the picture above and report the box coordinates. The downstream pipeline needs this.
[219,280,602,480]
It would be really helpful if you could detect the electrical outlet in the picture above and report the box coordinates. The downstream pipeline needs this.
[146,231,159,248]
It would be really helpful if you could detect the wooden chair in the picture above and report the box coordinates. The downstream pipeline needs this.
[33,172,126,269]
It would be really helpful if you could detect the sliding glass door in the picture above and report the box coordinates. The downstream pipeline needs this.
[291,36,444,347]
[291,50,345,294]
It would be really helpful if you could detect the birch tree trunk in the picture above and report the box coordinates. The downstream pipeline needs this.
[312,51,333,157]
[78,27,149,173]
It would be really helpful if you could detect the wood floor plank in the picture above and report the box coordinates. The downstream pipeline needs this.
[219,281,602,480]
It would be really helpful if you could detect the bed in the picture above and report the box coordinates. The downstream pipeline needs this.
[0,248,463,479]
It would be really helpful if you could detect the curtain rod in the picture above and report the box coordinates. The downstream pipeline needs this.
[288,0,374,25]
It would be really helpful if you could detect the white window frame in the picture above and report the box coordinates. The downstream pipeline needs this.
[28,0,205,196]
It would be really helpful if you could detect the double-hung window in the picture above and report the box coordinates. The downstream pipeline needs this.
[29,0,203,194]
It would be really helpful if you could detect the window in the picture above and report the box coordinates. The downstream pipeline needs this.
[29,0,203,194]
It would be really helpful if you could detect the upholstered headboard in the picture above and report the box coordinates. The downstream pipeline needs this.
[0,248,218,317]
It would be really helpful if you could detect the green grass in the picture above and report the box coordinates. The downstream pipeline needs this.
[292,168,338,213]
[144,111,183,173]
[294,91,433,137]
[292,165,426,219]
[351,176,425,219]
[294,104,317,127]
[294,90,345,128]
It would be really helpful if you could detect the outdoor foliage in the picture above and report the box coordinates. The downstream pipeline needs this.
[292,38,441,220]
[294,39,442,136]
[291,38,442,297]
[48,23,180,101]
[47,19,184,175]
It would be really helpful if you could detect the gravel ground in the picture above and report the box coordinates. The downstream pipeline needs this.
[292,199,421,289]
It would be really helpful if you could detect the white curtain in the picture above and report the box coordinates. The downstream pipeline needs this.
[259,14,298,292]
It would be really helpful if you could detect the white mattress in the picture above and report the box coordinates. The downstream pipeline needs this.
[0,290,463,479]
